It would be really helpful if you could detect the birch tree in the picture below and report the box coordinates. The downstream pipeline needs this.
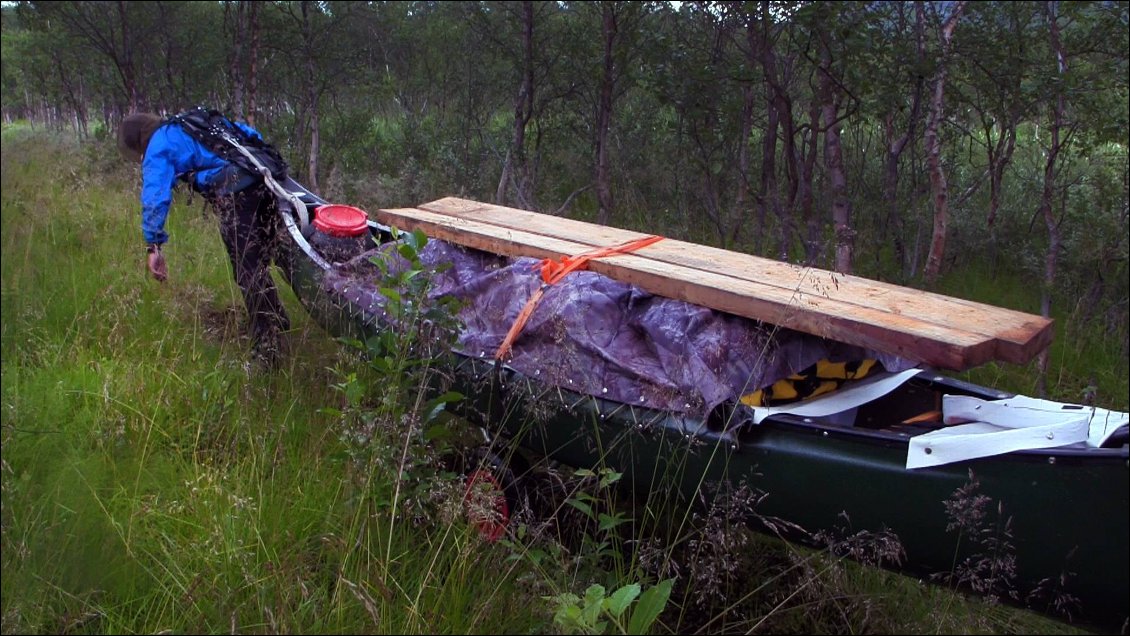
[923,0,967,283]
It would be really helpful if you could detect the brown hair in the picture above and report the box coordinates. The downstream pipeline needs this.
[118,113,164,162]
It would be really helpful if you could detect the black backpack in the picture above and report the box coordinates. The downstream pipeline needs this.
[168,106,288,182]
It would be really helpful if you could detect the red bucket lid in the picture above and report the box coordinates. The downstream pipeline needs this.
[313,204,369,237]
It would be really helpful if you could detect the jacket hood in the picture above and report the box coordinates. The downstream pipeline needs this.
[119,113,164,162]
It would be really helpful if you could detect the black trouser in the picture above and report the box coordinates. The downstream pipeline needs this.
[213,184,290,352]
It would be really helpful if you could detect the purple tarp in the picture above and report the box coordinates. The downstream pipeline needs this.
[323,239,914,419]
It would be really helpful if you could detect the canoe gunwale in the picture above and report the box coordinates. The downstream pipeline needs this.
[276,205,1127,464]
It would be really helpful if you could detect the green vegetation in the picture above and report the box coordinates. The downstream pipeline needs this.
[2,1,1126,405]
[1,127,1107,634]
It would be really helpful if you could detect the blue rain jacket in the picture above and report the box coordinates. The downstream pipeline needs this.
[139,120,262,245]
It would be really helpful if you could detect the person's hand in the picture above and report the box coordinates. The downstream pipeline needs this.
[147,250,168,282]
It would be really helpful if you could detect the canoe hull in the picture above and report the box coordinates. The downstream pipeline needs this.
[464,357,1128,630]
[275,203,1128,631]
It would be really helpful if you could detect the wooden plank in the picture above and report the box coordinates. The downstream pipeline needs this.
[416,197,1054,365]
[375,206,1000,370]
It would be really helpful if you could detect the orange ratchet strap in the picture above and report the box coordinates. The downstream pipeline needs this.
[494,234,664,360]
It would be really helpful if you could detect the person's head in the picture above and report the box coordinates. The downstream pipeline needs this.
[118,113,163,162]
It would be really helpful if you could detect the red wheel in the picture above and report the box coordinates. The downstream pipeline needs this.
[464,468,511,542]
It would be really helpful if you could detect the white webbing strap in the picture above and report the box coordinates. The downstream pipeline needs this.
[219,130,311,228]
[906,395,1128,469]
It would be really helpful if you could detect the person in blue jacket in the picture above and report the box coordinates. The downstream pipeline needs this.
[119,111,290,368]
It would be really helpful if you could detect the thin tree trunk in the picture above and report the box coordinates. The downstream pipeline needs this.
[728,84,754,246]
[496,148,514,205]
[822,110,849,273]
[308,102,320,191]
[497,1,536,208]
[301,1,319,191]
[923,1,966,284]
[799,98,819,264]
[595,3,617,225]
[985,116,1017,277]
[745,14,775,255]
[759,97,779,256]
[752,2,798,260]
[247,1,260,125]
[986,123,1017,228]
[884,2,926,277]
[821,53,852,274]
[76,76,88,137]
[53,53,87,138]
[117,1,138,110]
[687,18,730,244]
[763,67,799,252]
[1037,0,1070,397]
[227,1,246,119]
[158,3,181,111]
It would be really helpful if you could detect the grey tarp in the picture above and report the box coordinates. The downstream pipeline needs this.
[323,239,914,419]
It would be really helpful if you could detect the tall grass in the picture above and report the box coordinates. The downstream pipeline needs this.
[1,125,1099,634]
[0,126,541,634]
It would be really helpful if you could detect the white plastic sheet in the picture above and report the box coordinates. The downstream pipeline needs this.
[747,368,923,425]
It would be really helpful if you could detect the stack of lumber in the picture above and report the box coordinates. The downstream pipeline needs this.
[374,197,1054,371]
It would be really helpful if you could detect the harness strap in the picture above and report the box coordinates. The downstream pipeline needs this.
[494,235,664,361]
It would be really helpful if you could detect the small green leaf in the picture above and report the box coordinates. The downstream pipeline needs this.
[604,583,640,619]
[368,253,390,273]
[422,390,463,423]
[581,584,605,626]
[422,424,451,442]
[584,583,606,604]
[397,242,418,260]
[566,498,594,519]
[527,548,546,565]
[598,512,626,532]
[553,601,582,629]
[337,335,363,348]
[627,579,674,635]
[599,470,623,488]
[549,592,579,606]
